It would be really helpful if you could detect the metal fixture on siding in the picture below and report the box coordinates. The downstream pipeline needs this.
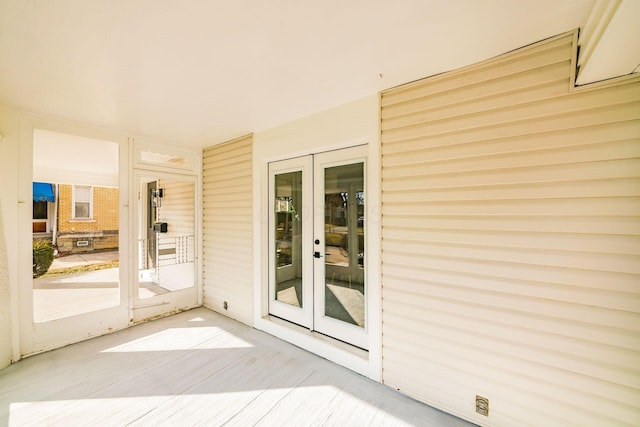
[476,395,489,416]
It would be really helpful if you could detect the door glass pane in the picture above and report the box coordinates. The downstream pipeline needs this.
[137,176,195,299]
[274,171,303,307]
[324,162,365,327]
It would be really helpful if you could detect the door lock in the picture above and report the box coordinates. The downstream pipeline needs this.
[314,251,323,258]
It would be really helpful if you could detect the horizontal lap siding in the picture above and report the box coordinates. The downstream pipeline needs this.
[157,180,195,235]
[380,32,640,427]
[202,136,253,325]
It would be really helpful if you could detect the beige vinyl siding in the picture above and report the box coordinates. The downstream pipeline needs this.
[380,31,640,427]
[157,179,195,235]
[202,135,253,326]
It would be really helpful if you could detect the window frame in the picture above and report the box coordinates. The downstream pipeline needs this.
[72,185,93,220]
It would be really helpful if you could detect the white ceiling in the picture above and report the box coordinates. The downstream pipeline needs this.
[0,0,596,149]
[33,129,119,187]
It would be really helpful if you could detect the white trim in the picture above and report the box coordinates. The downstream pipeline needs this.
[131,137,203,316]
[312,146,369,350]
[267,157,313,328]
[254,315,370,377]
[260,136,370,165]
[17,113,130,357]
[254,140,382,381]
[133,139,199,173]
[252,95,381,381]
[368,96,382,382]
[130,169,201,322]
[576,0,639,85]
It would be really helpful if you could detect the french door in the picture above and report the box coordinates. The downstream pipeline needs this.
[268,145,367,349]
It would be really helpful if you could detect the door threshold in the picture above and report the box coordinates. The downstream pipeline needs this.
[269,315,368,357]
[255,315,371,379]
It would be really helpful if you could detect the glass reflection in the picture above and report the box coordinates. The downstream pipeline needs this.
[274,171,303,307]
[324,162,365,327]
[137,177,195,299]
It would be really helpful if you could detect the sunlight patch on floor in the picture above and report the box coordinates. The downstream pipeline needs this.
[8,385,412,426]
[102,327,253,352]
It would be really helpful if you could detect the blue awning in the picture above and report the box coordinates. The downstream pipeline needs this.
[33,182,55,202]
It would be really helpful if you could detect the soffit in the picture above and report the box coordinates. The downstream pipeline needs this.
[0,1,595,148]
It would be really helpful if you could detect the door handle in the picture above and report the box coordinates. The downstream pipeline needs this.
[313,251,323,258]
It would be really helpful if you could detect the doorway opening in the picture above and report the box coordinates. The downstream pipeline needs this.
[268,146,367,349]
[133,173,197,320]
[31,129,120,323]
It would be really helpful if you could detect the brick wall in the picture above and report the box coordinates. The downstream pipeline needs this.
[57,184,119,232]
[57,184,119,253]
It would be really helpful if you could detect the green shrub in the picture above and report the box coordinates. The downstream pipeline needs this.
[325,232,345,247]
[33,239,54,278]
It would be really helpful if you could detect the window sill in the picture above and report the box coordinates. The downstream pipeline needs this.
[69,219,96,223]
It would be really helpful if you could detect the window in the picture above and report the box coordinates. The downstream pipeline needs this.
[73,185,92,219]
[33,201,48,220]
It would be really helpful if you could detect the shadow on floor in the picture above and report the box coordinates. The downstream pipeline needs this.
[0,308,477,426]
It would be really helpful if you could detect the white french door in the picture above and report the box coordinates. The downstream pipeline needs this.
[268,145,367,349]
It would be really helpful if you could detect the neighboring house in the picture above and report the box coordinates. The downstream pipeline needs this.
[32,182,119,254]
[55,184,119,254]
[1,3,639,427]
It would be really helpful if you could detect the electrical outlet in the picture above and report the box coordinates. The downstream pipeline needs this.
[476,395,489,416]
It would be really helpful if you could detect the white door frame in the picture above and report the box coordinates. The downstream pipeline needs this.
[312,145,368,349]
[17,115,130,357]
[15,116,202,358]
[258,140,381,381]
[267,147,367,348]
[267,156,313,327]
[131,169,200,321]
[130,139,203,321]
